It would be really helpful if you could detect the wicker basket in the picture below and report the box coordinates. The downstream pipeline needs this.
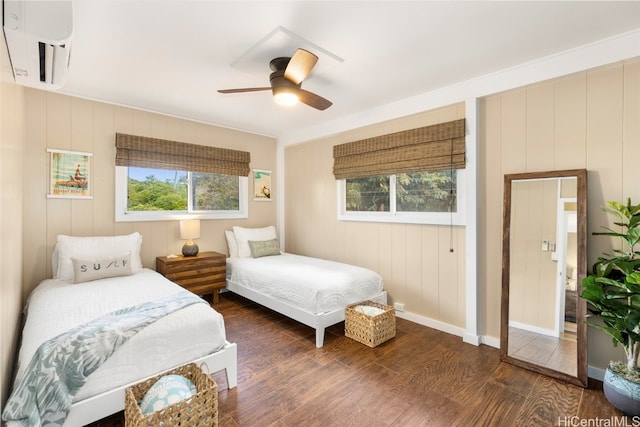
[345,300,396,348]
[124,363,218,427]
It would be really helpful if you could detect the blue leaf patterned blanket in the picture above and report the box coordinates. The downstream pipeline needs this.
[2,290,206,427]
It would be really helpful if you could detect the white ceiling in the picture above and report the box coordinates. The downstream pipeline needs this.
[56,1,640,140]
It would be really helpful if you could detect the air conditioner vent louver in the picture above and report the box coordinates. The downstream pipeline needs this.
[38,42,45,82]
[3,0,73,90]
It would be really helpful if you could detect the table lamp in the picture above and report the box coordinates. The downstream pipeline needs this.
[180,219,200,256]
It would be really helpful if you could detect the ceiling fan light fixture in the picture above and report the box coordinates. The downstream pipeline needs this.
[219,48,332,110]
[273,85,299,107]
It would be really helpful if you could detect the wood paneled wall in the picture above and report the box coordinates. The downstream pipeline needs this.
[285,104,467,329]
[0,29,25,407]
[0,43,25,409]
[481,59,640,370]
[21,91,277,300]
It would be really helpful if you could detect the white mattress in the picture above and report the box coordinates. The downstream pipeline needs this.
[14,268,226,403]
[226,253,384,314]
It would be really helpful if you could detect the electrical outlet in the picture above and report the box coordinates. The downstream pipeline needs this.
[394,302,405,312]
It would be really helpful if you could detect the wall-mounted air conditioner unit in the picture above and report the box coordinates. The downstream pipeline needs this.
[3,0,73,89]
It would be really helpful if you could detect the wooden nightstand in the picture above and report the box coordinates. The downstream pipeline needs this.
[156,251,226,304]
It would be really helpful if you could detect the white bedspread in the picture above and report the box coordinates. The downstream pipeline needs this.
[13,268,226,403]
[226,253,383,314]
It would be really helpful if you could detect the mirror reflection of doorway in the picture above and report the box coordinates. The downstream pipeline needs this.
[556,201,578,341]
[560,207,578,339]
[506,177,578,377]
[501,169,587,387]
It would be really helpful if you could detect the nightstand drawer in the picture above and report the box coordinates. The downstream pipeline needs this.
[162,265,225,281]
[156,251,226,304]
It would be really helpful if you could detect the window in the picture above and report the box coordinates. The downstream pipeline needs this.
[114,133,251,222]
[396,171,457,213]
[338,169,464,225]
[116,166,248,222]
[332,118,466,225]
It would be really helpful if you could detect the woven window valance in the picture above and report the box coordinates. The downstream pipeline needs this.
[115,133,251,177]
[332,118,465,179]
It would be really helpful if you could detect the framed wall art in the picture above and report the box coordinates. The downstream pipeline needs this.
[48,149,93,199]
[253,169,272,201]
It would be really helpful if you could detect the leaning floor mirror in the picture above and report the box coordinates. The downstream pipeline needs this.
[500,169,588,387]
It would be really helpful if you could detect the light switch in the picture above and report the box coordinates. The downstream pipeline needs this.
[541,240,549,251]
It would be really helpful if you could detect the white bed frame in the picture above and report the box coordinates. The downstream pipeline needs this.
[226,280,387,348]
[62,341,237,426]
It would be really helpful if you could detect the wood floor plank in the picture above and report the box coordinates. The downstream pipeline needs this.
[578,379,623,421]
[392,389,464,427]
[486,362,540,398]
[454,381,527,426]
[277,362,412,426]
[88,292,622,427]
[514,375,582,426]
[233,359,357,426]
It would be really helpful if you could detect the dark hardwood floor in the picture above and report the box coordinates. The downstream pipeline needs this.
[90,292,622,427]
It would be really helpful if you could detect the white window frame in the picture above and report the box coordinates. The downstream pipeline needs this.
[115,166,248,222]
[336,169,466,225]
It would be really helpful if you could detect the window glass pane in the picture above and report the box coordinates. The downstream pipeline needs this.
[127,167,187,211]
[396,171,456,213]
[192,173,239,211]
[346,176,390,212]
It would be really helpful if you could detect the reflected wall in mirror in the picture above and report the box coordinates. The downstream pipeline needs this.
[500,169,588,387]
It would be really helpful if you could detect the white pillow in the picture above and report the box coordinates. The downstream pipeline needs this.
[232,226,277,258]
[225,230,238,258]
[71,253,133,283]
[54,232,143,282]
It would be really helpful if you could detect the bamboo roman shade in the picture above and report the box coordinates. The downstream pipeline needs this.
[115,133,250,176]
[332,118,465,179]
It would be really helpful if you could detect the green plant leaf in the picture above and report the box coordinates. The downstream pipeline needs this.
[626,228,640,247]
[628,272,640,285]
[581,198,640,361]
[593,262,613,277]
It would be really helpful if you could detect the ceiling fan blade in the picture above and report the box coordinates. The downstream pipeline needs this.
[284,49,318,85]
[218,87,271,94]
[299,89,332,111]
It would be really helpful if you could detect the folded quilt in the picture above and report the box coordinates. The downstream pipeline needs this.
[2,290,206,427]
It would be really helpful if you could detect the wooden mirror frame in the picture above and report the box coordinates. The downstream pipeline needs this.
[500,169,588,387]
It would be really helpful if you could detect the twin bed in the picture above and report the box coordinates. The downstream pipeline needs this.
[4,227,385,426]
[3,233,237,427]
[225,226,386,348]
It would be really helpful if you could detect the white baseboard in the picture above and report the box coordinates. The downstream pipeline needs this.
[589,365,606,382]
[396,311,466,339]
[463,332,482,346]
[509,320,556,338]
[480,335,500,348]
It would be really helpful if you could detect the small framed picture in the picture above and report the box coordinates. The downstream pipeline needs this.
[48,149,93,199]
[253,169,272,201]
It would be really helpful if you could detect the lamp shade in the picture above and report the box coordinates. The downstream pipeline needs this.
[180,220,200,240]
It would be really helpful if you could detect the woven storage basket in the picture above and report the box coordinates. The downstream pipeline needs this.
[124,363,218,427]
[345,300,396,348]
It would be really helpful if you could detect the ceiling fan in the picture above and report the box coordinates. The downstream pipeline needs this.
[218,48,332,111]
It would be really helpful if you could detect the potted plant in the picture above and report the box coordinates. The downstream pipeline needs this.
[581,198,640,415]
